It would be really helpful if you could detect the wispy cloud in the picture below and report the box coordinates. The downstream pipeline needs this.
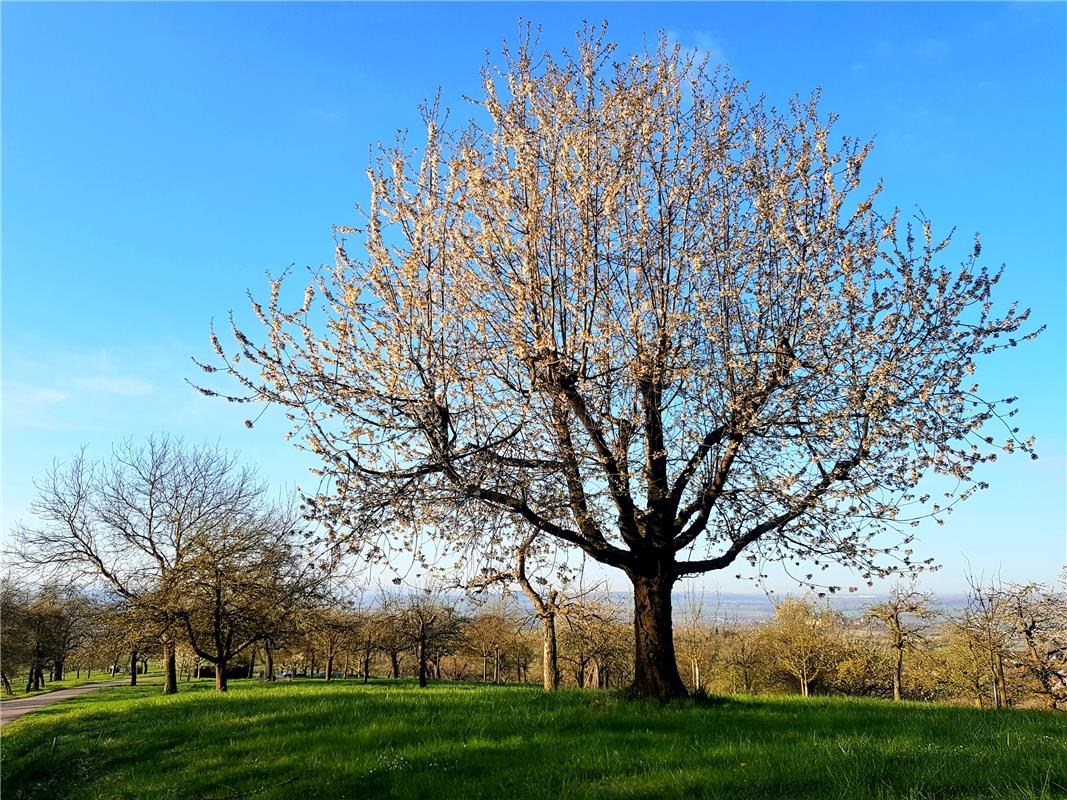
[665,29,729,68]
[3,347,155,429]
[3,382,72,430]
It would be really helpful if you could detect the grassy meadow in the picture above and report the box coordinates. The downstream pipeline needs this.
[2,679,1065,800]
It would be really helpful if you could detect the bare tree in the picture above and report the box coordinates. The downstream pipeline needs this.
[12,438,272,695]
[198,27,1041,699]
[867,585,936,701]
[956,576,1016,709]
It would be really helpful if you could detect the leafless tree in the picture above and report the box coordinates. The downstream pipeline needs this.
[13,437,289,694]
[866,585,936,701]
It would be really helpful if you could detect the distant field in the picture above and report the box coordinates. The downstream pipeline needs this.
[2,679,1064,800]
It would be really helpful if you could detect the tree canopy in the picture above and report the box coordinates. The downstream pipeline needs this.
[198,26,1040,698]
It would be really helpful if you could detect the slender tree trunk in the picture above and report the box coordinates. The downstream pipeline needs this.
[629,572,687,700]
[389,651,400,679]
[129,650,139,687]
[417,622,429,689]
[995,656,1009,708]
[163,638,178,695]
[265,644,275,682]
[893,646,904,702]
[326,654,335,682]
[1,670,12,696]
[193,657,201,680]
[541,613,559,692]
[215,660,228,692]
[362,641,371,684]
[493,645,500,684]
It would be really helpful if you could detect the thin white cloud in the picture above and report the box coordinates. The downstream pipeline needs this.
[2,382,72,430]
[665,29,729,69]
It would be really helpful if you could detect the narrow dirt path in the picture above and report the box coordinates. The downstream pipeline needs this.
[0,681,125,728]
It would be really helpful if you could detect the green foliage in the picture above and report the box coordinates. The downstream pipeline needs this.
[2,679,1064,799]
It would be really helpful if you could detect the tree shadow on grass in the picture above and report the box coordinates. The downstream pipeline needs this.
[2,683,1065,800]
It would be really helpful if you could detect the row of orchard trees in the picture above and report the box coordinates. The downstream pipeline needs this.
[6,437,1063,707]
[281,581,1064,709]
[673,583,1065,710]
[4,556,1063,711]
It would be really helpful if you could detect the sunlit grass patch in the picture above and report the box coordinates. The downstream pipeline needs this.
[2,679,1064,799]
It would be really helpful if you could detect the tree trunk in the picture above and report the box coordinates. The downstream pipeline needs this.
[389,651,400,679]
[629,572,687,700]
[541,613,559,692]
[417,622,429,688]
[995,656,1009,708]
[362,642,371,684]
[129,650,139,687]
[53,658,65,682]
[163,638,178,695]
[326,654,335,682]
[215,660,228,692]
[193,657,201,680]
[265,645,275,682]
[1,670,12,696]
[893,646,904,702]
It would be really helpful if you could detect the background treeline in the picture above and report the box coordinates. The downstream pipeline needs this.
[4,438,1063,709]
[4,576,1063,711]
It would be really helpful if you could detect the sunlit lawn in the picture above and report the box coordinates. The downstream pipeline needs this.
[2,679,1064,799]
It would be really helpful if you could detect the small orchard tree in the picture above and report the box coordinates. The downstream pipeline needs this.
[866,585,936,701]
[764,597,843,697]
[198,26,1041,699]
[1002,579,1066,710]
[164,511,317,692]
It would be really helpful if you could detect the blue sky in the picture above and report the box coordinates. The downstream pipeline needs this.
[3,2,1064,594]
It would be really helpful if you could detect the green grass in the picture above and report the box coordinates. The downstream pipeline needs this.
[2,679,1064,799]
[1,670,166,701]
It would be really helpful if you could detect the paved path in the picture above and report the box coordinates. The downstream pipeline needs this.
[0,681,124,728]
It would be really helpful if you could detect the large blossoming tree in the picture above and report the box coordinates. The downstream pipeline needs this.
[197,27,1039,699]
